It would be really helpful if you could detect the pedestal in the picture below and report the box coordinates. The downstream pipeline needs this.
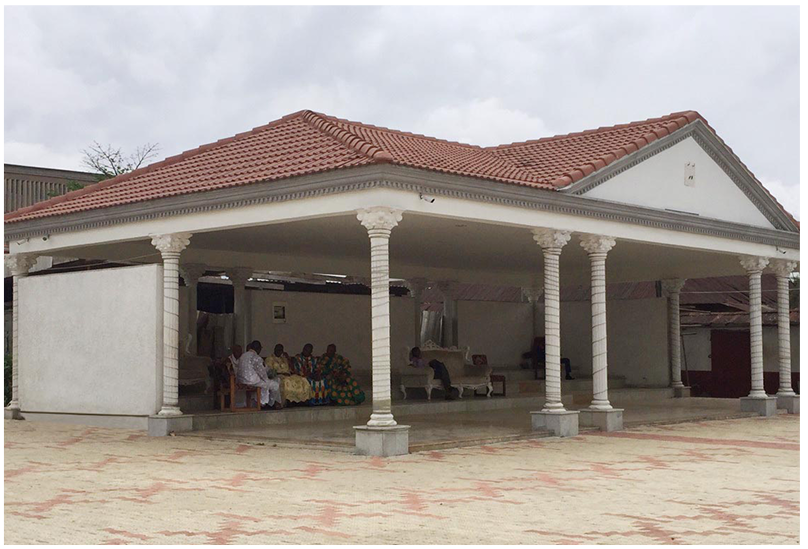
[579,408,624,432]
[739,396,778,417]
[776,394,799,415]
[4,407,23,420]
[148,415,193,436]
[354,425,410,457]
[531,410,579,437]
[673,386,691,398]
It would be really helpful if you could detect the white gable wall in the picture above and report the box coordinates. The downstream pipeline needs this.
[583,137,776,229]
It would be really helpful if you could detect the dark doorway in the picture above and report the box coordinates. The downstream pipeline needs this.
[710,330,751,398]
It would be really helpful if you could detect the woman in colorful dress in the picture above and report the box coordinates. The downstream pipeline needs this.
[266,344,313,405]
[318,344,365,406]
[292,343,329,405]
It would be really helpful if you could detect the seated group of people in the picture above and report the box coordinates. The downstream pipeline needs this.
[225,341,365,410]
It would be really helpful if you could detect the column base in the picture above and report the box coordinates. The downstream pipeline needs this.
[148,414,193,436]
[531,410,579,437]
[776,394,799,414]
[4,407,23,420]
[354,425,410,457]
[739,396,778,417]
[579,408,624,432]
[673,386,691,398]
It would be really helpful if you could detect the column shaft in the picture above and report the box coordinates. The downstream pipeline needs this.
[662,279,686,388]
[776,272,794,395]
[368,230,395,426]
[589,252,611,409]
[160,250,182,415]
[748,269,766,397]
[542,248,564,410]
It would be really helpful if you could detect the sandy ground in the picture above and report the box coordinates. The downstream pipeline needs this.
[4,415,799,544]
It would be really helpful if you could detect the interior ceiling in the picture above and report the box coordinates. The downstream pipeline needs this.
[63,213,749,286]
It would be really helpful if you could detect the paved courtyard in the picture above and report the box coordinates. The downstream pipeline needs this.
[4,415,799,544]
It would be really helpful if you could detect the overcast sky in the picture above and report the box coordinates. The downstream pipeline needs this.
[4,6,800,218]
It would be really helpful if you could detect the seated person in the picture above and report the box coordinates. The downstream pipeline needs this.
[266,344,313,405]
[318,344,365,406]
[236,340,282,410]
[292,343,328,405]
[523,337,574,380]
[409,346,456,401]
[213,344,242,395]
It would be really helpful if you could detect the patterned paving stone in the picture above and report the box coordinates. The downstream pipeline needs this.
[4,415,799,544]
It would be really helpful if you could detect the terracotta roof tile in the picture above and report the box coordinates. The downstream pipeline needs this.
[4,109,794,227]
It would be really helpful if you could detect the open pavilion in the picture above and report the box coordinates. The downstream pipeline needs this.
[4,109,799,456]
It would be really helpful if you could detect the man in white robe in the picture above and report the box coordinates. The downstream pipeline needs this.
[236,340,282,409]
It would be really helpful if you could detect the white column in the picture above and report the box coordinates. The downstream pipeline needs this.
[437,280,459,347]
[770,260,797,396]
[4,254,38,419]
[406,278,427,347]
[522,287,544,343]
[151,232,192,417]
[661,279,687,389]
[580,234,616,411]
[227,267,252,349]
[739,256,769,399]
[179,263,206,356]
[532,229,571,411]
[357,207,403,427]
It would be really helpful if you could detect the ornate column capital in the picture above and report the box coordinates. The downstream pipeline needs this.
[769,259,798,278]
[357,207,403,233]
[180,263,207,286]
[5,254,39,276]
[661,278,686,297]
[522,286,544,304]
[580,234,616,255]
[739,255,769,274]
[150,232,192,254]
[227,267,253,288]
[532,228,571,251]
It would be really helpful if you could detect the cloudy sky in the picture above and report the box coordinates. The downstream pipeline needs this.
[4,6,800,218]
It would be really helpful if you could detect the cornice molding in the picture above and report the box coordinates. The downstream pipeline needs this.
[4,163,799,251]
[561,120,798,232]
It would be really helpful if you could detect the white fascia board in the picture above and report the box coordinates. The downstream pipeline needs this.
[8,183,798,262]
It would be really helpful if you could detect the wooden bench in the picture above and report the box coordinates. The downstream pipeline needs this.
[215,363,262,412]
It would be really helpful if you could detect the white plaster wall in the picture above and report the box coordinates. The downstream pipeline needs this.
[560,298,669,387]
[584,136,775,229]
[18,264,163,416]
[457,300,533,365]
[250,290,414,374]
[684,326,800,373]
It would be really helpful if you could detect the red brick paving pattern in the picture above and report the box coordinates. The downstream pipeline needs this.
[4,416,799,544]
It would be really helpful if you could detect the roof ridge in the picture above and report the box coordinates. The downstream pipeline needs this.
[301,110,394,163]
[4,110,309,221]
[488,111,704,151]
[317,113,483,149]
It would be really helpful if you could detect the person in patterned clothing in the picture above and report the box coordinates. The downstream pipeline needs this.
[266,344,313,405]
[318,344,365,406]
[292,343,328,405]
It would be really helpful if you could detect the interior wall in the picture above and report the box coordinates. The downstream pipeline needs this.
[18,264,163,416]
[457,300,533,365]
[250,289,415,374]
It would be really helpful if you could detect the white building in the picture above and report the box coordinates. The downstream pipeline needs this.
[3,109,799,456]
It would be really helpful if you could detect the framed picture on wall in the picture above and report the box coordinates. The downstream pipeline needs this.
[272,302,287,324]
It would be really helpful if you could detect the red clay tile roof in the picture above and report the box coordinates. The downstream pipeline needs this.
[3,109,793,226]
